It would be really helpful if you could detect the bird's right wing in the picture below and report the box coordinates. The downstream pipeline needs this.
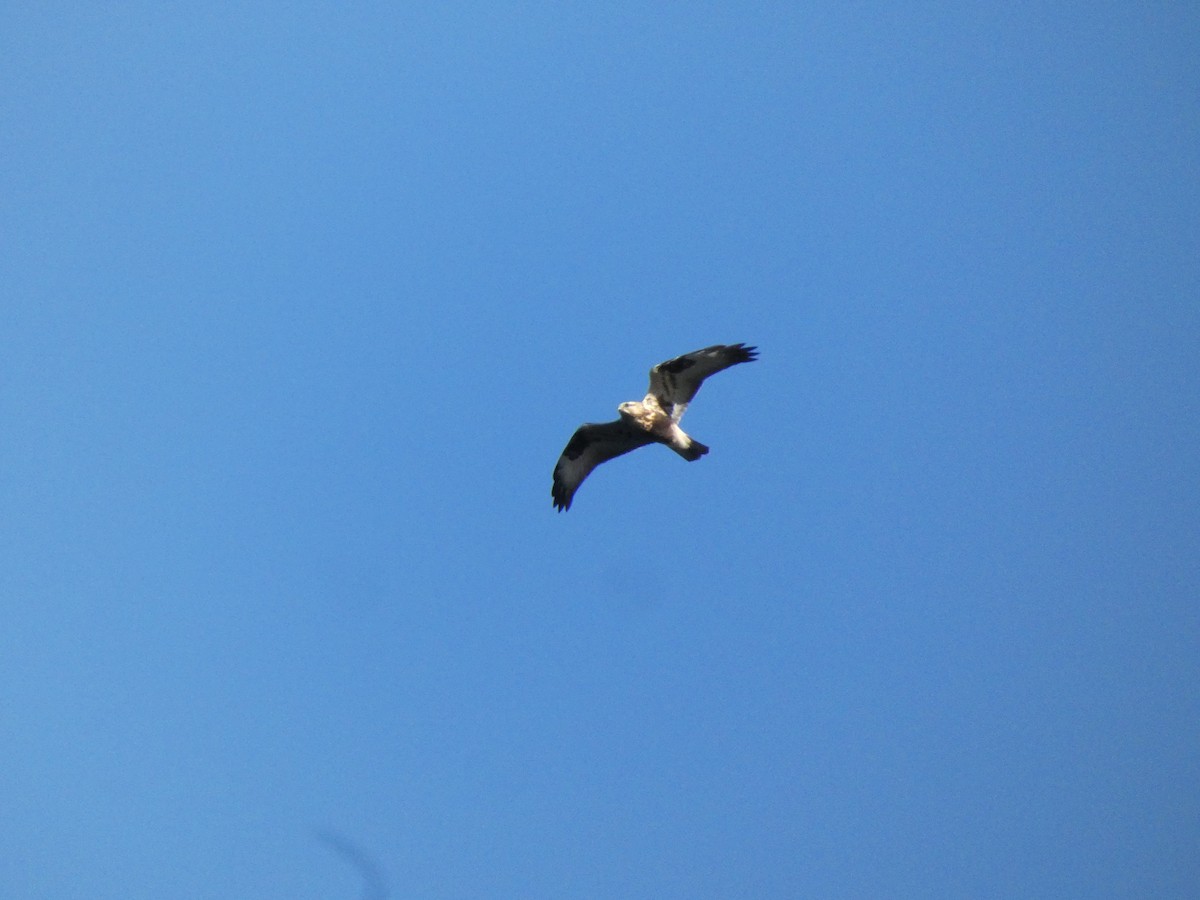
[552,419,654,511]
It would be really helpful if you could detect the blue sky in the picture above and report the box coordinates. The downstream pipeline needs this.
[3,3,1198,897]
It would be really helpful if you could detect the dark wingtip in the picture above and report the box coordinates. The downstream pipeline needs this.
[730,342,759,363]
[551,485,572,512]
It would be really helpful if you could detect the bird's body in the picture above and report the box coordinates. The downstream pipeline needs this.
[551,343,757,511]
[617,396,707,459]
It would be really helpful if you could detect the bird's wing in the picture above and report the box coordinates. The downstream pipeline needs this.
[552,419,654,511]
[646,343,758,422]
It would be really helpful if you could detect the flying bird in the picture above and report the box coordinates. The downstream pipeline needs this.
[552,343,758,511]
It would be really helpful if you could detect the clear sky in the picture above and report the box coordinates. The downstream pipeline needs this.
[3,4,1198,898]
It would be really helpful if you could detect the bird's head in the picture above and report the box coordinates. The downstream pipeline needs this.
[617,401,641,418]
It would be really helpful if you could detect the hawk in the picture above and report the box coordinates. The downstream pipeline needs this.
[552,343,758,511]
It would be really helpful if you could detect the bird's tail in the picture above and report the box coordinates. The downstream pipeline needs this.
[678,438,709,461]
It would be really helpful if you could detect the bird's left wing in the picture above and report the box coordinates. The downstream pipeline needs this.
[647,343,758,422]
[552,419,654,511]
